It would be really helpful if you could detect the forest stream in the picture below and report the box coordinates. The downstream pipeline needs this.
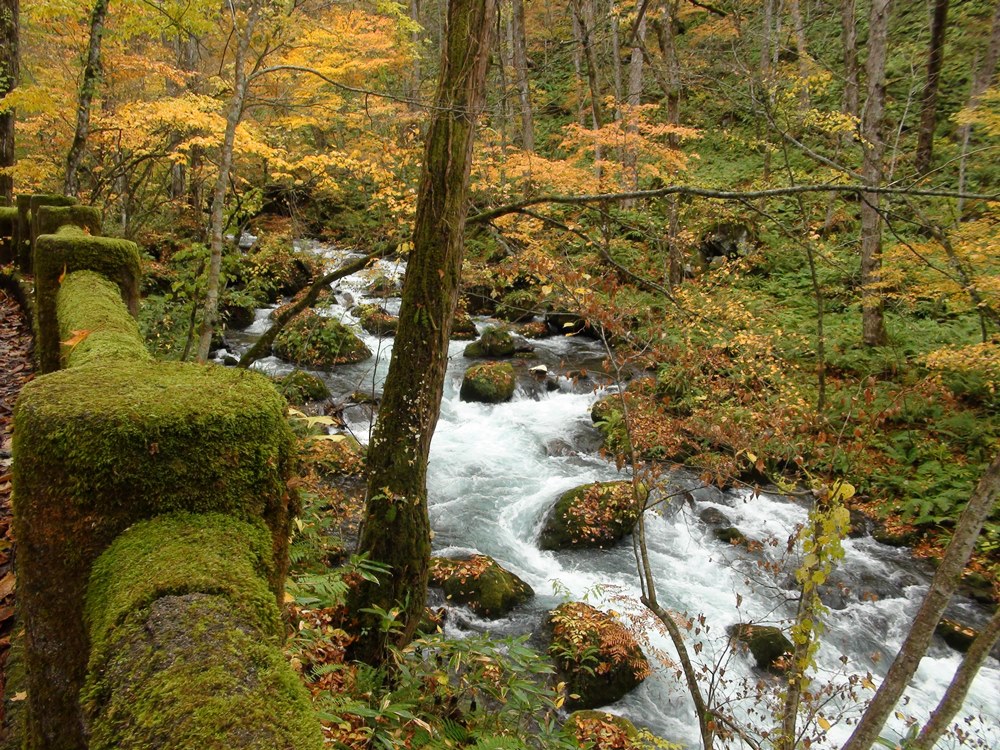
[224,243,1000,750]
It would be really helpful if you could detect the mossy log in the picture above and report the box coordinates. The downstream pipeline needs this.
[12,362,295,749]
[21,193,77,272]
[56,271,151,368]
[80,513,322,750]
[34,204,102,238]
[34,226,141,373]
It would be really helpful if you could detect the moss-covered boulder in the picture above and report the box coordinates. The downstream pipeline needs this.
[428,555,533,618]
[34,225,142,372]
[56,271,152,368]
[13,361,296,748]
[366,272,400,295]
[298,433,366,478]
[357,304,398,335]
[728,624,793,674]
[547,602,649,710]
[516,320,551,339]
[496,289,540,323]
[80,513,322,750]
[222,300,256,330]
[460,361,516,403]
[935,617,978,653]
[715,527,748,546]
[275,369,330,405]
[539,481,646,551]
[463,325,516,358]
[563,711,640,749]
[272,309,371,367]
[451,310,478,339]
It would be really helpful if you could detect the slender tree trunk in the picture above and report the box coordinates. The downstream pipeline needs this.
[841,454,1000,750]
[195,4,261,363]
[0,0,17,205]
[348,0,496,666]
[860,0,891,347]
[572,0,604,128]
[610,1,624,109]
[408,0,422,104]
[957,0,1000,216]
[912,607,1000,750]
[788,0,810,105]
[842,0,859,118]
[64,0,110,197]
[914,0,950,175]
[623,1,644,195]
[510,0,534,150]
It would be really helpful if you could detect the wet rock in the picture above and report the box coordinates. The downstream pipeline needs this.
[546,602,649,710]
[563,711,640,749]
[428,555,533,618]
[728,623,793,674]
[222,301,256,330]
[451,311,478,340]
[714,527,748,546]
[848,508,874,539]
[872,524,919,548]
[463,326,516,358]
[272,310,371,367]
[539,481,646,550]
[460,362,516,404]
[356,304,398,336]
[516,320,551,339]
[699,507,732,527]
[275,370,330,405]
[544,439,576,457]
[545,311,600,338]
[935,617,978,654]
[366,272,400,296]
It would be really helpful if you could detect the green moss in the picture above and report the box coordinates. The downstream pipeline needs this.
[56,271,151,368]
[0,206,15,264]
[84,593,323,750]
[728,624,793,674]
[451,310,478,340]
[272,309,372,367]
[22,194,77,272]
[35,204,102,238]
[460,361,516,403]
[274,369,331,405]
[496,289,540,322]
[428,555,533,618]
[463,325,516,358]
[539,481,647,550]
[34,226,142,372]
[357,303,399,335]
[12,361,296,747]
[563,711,639,748]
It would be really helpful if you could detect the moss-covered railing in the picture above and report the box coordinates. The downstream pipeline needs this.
[12,210,323,749]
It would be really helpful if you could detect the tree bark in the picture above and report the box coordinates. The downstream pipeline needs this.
[348,0,496,666]
[510,0,534,150]
[914,0,950,175]
[623,0,645,195]
[860,0,891,347]
[195,2,261,363]
[0,0,17,205]
[912,607,1000,750]
[841,453,1000,750]
[64,0,110,197]
[841,0,859,118]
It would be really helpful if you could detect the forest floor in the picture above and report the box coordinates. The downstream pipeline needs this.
[0,285,33,726]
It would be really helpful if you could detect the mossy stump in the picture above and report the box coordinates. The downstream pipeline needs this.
[34,226,141,373]
[12,362,295,750]
[539,481,646,550]
[546,602,649,710]
[428,555,533,618]
[81,514,323,750]
[727,623,793,674]
[460,361,516,403]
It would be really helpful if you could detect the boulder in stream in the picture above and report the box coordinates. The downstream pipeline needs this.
[274,369,330,405]
[451,310,478,340]
[356,304,398,336]
[563,710,641,749]
[546,602,650,710]
[728,623,793,674]
[699,506,732,527]
[539,481,646,550]
[463,325,517,358]
[935,617,978,654]
[272,310,371,367]
[496,289,541,323]
[428,555,533,618]
[460,362,516,403]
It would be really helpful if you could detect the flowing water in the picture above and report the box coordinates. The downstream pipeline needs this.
[226,245,1000,750]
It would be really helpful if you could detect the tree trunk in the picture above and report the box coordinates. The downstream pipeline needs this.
[408,0,422,105]
[572,0,604,129]
[842,0,859,118]
[914,0,950,175]
[860,0,891,348]
[64,0,110,197]
[0,0,17,205]
[348,0,496,666]
[623,0,644,194]
[510,0,534,150]
[841,453,1000,750]
[788,0,810,105]
[195,3,261,363]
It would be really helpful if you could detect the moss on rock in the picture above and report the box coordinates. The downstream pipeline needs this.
[463,325,516,358]
[272,309,371,367]
[496,289,540,323]
[357,304,398,335]
[451,310,478,340]
[546,602,649,711]
[275,369,330,405]
[563,710,640,749]
[539,481,646,550]
[56,271,151,368]
[727,624,793,674]
[12,361,296,748]
[34,226,142,372]
[428,555,533,618]
[83,593,323,750]
[460,361,516,403]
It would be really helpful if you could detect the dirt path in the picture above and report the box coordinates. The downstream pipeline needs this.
[0,286,34,723]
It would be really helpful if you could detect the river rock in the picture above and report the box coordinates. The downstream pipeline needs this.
[546,602,649,710]
[428,555,533,618]
[714,526,749,546]
[366,272,400,296]
[546,311,599,338]
[222,301,256,330]
[539,481,646,550]
[463,326,517,358]
[516,321,551,339]
[728,623,793,674]
[272,310,371,367]
[274,369,330,405]
[451,311,478,340]
[563,711,640,749]
[460,362,516,403]
[356,304,398,335]
[935,617,978,654]
[699,507,732,527]
[496,289,541,323]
